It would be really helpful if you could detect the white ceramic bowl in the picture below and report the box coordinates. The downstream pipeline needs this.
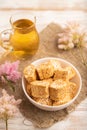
[22,57,82,111]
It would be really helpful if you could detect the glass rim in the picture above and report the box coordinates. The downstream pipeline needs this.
[10,12,36,30]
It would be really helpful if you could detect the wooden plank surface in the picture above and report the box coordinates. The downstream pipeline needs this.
[0,2,87,129]
[0,0,87,11]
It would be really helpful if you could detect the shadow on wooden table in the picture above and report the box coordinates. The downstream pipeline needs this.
[0,23,87,128]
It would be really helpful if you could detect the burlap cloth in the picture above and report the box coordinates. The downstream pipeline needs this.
[0,23,87,128]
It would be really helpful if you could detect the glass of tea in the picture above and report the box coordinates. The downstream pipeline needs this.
[0,12,39,56]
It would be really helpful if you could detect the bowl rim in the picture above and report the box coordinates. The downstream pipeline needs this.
[22,57,82,109]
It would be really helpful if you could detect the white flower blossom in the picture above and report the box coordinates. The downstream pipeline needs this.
[57,21,87,50]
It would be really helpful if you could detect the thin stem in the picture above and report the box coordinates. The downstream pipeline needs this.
[5,115,8,130]
[79,47,87,67]
[3,75,15,92]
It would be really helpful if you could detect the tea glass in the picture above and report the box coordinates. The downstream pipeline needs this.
[0,13,39,56]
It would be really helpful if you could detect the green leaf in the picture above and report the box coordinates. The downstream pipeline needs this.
[3,75,15,92]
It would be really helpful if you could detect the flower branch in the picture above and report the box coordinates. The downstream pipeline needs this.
[57,21,87,67]
[57,21,87,50]
[0,61,21,91]
[0,89,22,130]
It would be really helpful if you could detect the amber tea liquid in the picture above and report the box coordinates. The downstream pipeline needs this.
[10,19,39,55]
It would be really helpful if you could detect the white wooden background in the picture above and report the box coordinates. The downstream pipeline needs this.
[0,0,87,130]
[0,0,87,10]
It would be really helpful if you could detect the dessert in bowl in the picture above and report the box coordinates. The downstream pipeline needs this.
[22,57,82,111]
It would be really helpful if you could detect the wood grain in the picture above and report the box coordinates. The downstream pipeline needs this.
[0,0,87,11]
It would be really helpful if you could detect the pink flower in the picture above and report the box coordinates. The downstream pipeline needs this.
[0,61,21,82]
[0,89,22,119]
[66,21,80,30]
[57,21,87,50]
[0,61,21,91]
